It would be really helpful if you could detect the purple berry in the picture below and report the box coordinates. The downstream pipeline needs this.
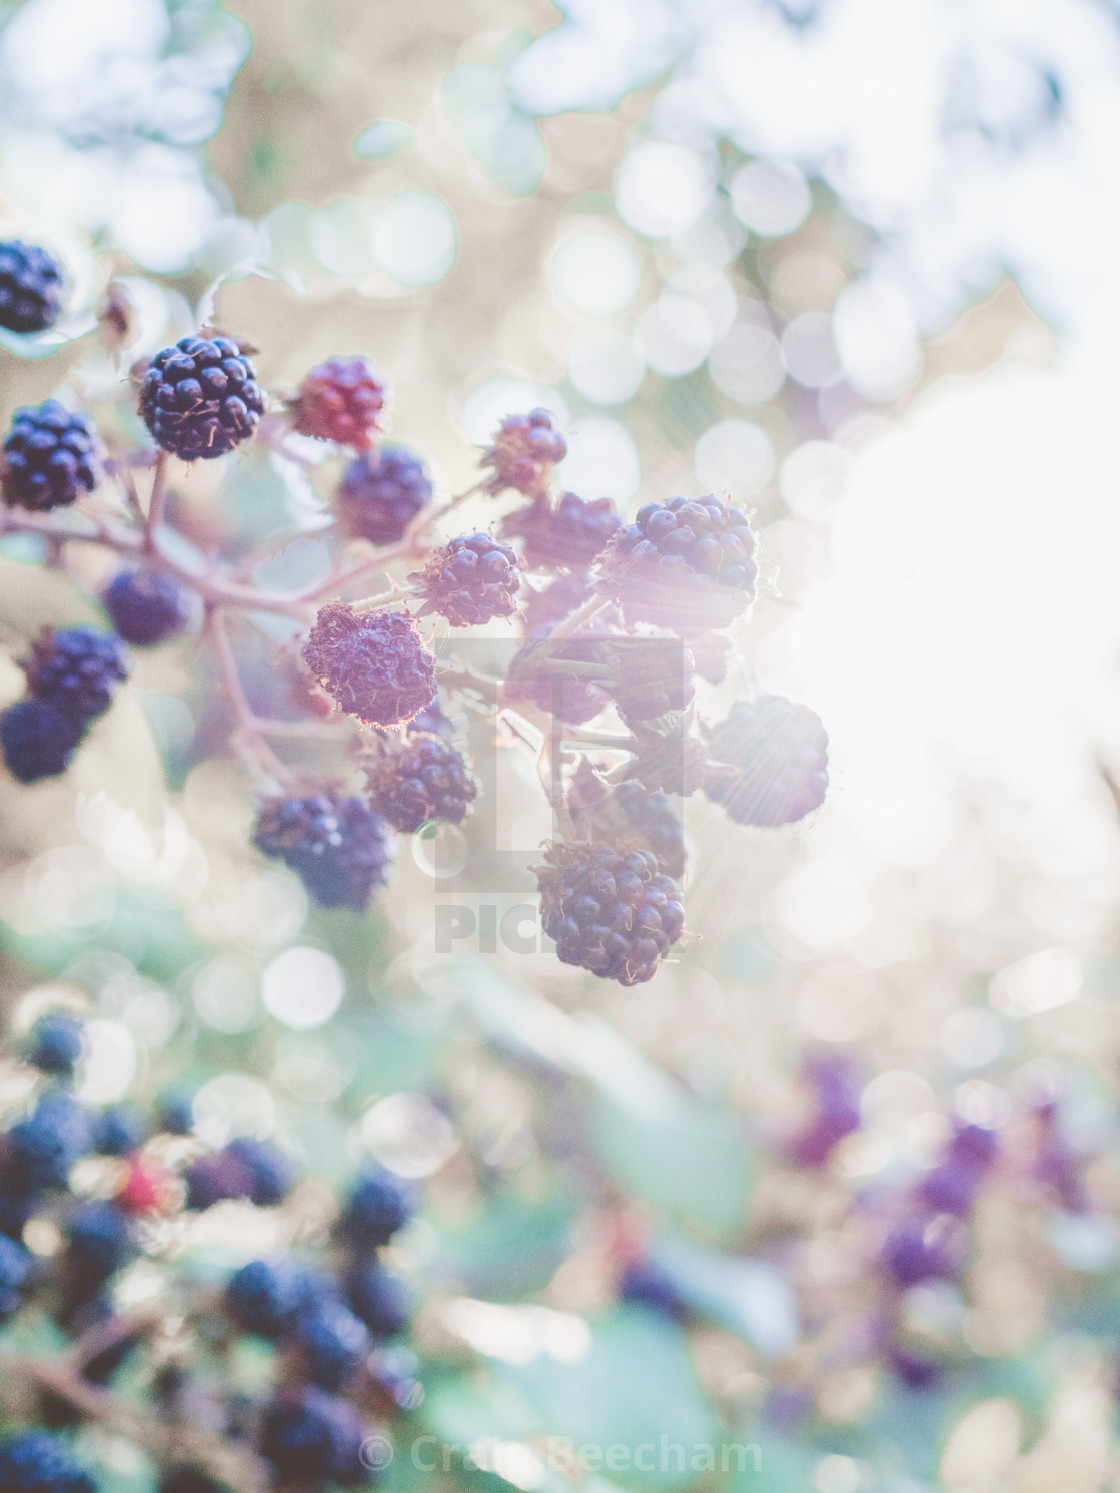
[337,444,433,544]
[2,400,100,511]
[704,696,828,827]
[102,568,195,645]
[303,604,436,727]
[140,335,265,460]
[413,533,521,626]
[253,792,397,911]
[0,241,65,334]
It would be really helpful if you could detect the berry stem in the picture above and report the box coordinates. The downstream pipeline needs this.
[144,449,168,550]
[207,606,298,785]
[349,586,409,612]
[549,593,608,640]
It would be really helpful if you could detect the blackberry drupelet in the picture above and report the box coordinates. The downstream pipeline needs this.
[337,1166,413,1249]
[2,1092,92,1194]
[703,695,828,827]
[226,1257,311,1339]
[2,401,100,512]
[362,735,477,833]
[536,843,685,986]
[502,491,621,570]
[303,604,436,727]
[0,1234,31,1319]
[224,1137,297,1207]
[337,445,433,545]
[0,1431,95,1493]
[24,1012,84,1077]
[253,792,397,911]
[24,626,129,725]
[293,356,386,450]
[0,241,64,334]
[140,335,265,460]
[293,1302,371,1390]
[260,1388,366,1486]
[0,700,84,784]
[413,532,521,626]
[345,1259,410,1338]
[102,568,194,646]
[601,494,758,636]
[481,409,566,496]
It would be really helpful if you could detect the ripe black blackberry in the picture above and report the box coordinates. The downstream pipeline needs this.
[501,491,621,570]
[293,1301,371,1389]
[346,1259,410,1337]
[337,1166,414,1249]
[362,735,477,833]
[102,568,195,645]
[226,1257,312,1339]
[24,1012,84,1077]
[260,1388,366,1487]
[0,699,85,783]
[599,635,695,723]
[536,843,685,986]
[0,1431,95,1493]
[481,408,566,496]
[2,401,101,512]
[413,532,521,626]
[303,603,436,727]
[62,1200,136,1294]
[139,335,265,460]
[0,241,64,334]
[23,625,129,725]
[1,1091,92,1194]
[337,444,433,544]
[253,791,397,911]
[601,495,758,637]
[292,356,386,450]
[703,695,828,827]
[612,784,686,879]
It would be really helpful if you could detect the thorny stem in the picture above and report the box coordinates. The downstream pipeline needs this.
[207,606,296,786]
[549,592,609,641]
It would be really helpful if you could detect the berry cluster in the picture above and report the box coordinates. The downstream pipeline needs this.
[0,625,130,783]
[0,240,64,334]
[480,408,566,496]
[303,604,436,728]
[501,491,621,570]
[0,1008,420,1493]
[361,733,477,833]
[102,568,195,645]
[412,532,522,625]
[704,695,828,827]
[338,445,433,544]
[1,401,101,511]
[253,793,397,911]
[140,336,265,460]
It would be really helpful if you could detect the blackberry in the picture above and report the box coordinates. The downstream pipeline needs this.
[0,1188,36,1241]
[92,1103,146,1157]
[2,401,101,512]
[139,335,265,461]
[406,699,455,741]
[536,843,685,986]
[62,1200,135,1291]
[502,491,621,570]
[704,696,828,827]
[24,1012,84,1077]
[601,495,758,637]
[0,241,65,334]
[102,568,194,646]
[293,1302,371,1389]
[0,700,85,784]
[0,1431,95,1493]
[504,625,614,727]
[338,1166,413,1250]
[183,1149,254,1211]
[337,445,433,545]
[362,736,477,833]
[522,570,594,633]
[24,625,129,726]
[155,1089,195,1136]
[481,409,566,497]
[253,792,397,911]
[260,1387,366,1486]
[619,1260,689,1321]
[600,635,695,723]
[293,356,387,450]
[226,1257,310,1339]
[412,533,521,626]
[627,716,707,797]
[368,1346,422,1410]
[225,1136,297,1207]
[882,1216,965,1288]
[787,1054,861,1168]
[612,784,686,879]
[0,1233,31,1319]
[303,604,436,727]
[2,1092,91,1194]
[345,1259,410,1338]
[919,1124,997,1217]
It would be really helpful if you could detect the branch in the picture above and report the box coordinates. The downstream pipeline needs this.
[144,449,168,551]
[207,607,297,785]
[550,593,609,641]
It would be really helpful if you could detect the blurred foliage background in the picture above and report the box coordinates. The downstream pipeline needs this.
[4,1,1120,1491]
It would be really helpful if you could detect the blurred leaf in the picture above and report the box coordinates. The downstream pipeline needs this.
[354,121,414,160]
[646,1233,799,1355]
[430,1188,574,1300]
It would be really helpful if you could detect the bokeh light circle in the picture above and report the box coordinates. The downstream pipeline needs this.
[262,945,345,1030]
[550,231,642,315]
